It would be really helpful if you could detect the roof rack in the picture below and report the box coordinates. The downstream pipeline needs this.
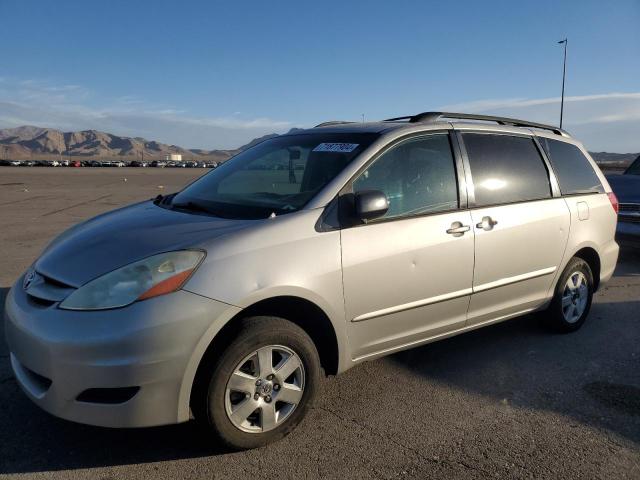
[383,111,570,137]
[314,120,356,128]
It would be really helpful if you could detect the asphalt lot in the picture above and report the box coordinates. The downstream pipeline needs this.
[1,167,639,479]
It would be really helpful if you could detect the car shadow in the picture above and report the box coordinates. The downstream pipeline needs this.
[387,298,640,446]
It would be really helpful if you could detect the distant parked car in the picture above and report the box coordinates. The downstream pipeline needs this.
[607,156,640,247]
[130,161,148,167]
[22,160,35,167]
[59,159,70,167]
[9,160,21,166]
[89,160,102,167]
[151,161,167,168]
[71,160,82,167]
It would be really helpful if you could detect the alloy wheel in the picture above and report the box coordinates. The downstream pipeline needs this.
[561,271,589,323]
[224,345,305,433]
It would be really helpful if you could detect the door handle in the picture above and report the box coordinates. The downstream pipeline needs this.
[446,221,471,237]
[476,216,498,231]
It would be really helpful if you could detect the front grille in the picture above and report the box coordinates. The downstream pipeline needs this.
[11,354,53,396]
[76,387,140,404]
[25,271,75,306]
[39,273,73,289]
[23,365,53,392]
[26,295,56,308]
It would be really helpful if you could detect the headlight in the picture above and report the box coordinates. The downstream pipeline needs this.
[59,250,205,310]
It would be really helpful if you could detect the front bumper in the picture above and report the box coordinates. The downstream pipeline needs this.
[4,279,235,428]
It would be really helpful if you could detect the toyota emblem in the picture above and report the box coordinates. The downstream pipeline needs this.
[23,269,36,290]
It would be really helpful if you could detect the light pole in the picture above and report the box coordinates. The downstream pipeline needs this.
[558,38,568,129]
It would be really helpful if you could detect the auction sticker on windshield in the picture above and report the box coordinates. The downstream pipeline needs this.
[312,143,359,153]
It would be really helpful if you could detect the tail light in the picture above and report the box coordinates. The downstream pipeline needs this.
[607,192,619,214]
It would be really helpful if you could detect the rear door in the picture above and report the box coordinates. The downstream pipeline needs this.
[458,131,571,326]
[341,132,475,360]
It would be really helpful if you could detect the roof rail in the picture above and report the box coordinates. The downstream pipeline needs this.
[314,120,356,128]
[383,111,570,137]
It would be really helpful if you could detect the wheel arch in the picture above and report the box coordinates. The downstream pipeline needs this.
[185,294,343,422]
[572,246,601,290]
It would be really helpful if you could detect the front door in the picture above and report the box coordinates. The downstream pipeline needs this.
[341,132,475,360]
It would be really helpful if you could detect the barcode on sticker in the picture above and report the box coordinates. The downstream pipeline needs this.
[313,143,359,153]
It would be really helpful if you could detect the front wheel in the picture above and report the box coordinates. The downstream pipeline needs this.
[196,316,321,450]
[544,257,595,333]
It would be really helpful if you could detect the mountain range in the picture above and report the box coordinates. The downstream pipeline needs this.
[0,126,299,162]
[0,125,637,168]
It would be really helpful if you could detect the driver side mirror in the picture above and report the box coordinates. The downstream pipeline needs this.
[354,190,389,222]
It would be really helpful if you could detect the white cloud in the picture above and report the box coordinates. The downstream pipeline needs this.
[439,92,640,152]
[1,76,637,152]
[441,92,640,113]
[0,78,292,149]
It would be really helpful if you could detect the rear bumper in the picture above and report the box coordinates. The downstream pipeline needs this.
[598,238,620,287]
[4,279,235,428]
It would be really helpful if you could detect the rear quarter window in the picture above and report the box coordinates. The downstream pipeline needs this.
[538,137,604,195]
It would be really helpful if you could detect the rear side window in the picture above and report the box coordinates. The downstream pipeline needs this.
[463,133,551,207]
[538,138,604,194]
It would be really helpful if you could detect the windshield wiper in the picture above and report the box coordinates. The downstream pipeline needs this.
[171,201,217,215]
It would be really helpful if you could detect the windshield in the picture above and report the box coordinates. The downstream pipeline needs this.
[625,157,640,175]
[170,132,378,219]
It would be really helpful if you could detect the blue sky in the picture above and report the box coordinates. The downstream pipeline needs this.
[0,0,638,151]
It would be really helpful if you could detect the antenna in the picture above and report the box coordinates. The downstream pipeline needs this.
[558,38,568,129]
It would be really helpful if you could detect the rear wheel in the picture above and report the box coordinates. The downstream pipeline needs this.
[544,257,594,332]
[196,316,321,449]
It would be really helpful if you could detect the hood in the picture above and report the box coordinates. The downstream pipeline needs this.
[606,174,640,203]
[35,201,256,287]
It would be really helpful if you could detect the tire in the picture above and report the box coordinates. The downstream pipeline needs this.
[544,257,595,333]
[195,316,321,450]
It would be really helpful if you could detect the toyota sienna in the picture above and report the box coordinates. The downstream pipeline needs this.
[4,112,619,449]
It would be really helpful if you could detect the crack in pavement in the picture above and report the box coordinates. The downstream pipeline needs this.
[41,194,112,217]
[0,195,54,207]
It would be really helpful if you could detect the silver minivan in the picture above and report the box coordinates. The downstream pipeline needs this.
[4,112,619,449]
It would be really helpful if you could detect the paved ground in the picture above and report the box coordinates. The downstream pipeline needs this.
[1,167,639,479]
